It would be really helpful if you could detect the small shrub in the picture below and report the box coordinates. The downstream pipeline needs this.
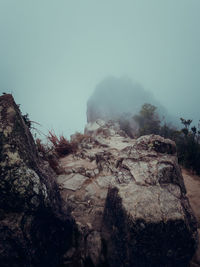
[48,131,76,157]
[133,103,161,136]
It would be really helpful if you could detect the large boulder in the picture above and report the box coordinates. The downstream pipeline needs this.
[57,120,198,266]
[0,94,74,266]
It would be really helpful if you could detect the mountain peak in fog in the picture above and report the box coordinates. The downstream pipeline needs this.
[87,76,167,123]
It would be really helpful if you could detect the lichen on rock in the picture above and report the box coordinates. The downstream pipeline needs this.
[0,94,74,267]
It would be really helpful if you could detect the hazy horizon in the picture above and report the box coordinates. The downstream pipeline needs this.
[0,0,200,138]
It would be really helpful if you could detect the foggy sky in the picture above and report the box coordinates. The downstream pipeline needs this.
[0,0,200,138]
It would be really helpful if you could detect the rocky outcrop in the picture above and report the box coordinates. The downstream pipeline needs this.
[57,120,198,266]
[0,95,198,267]
[0,94,74,266]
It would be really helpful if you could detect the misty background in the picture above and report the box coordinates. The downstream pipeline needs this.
[0,0,200,138]
[87,76,172,123]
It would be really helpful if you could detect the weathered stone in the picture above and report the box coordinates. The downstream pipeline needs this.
[96,175,115,188]
[85,119,129,139]
[58,173,88,191]
[58,120,198,266]
[0,94,74,267]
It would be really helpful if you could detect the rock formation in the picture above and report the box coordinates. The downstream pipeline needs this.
[57,120,198,266]
[0,94,74,267]
[0,94,198,267]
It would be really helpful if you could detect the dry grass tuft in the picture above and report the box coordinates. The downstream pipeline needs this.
[48,131,76,157]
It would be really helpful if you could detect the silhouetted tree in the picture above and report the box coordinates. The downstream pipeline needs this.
[133,103,161,135]
[134,104,200,175]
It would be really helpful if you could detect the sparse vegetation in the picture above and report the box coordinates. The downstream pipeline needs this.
[131,103,200,175]
[47,131,92,158]
[175,118,200,174]
[35,131,93,174]
[48,131,77,157]
[35,137,65,174]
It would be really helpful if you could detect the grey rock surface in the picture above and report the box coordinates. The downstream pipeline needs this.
[57,173,89,191]
[57,119,198,266]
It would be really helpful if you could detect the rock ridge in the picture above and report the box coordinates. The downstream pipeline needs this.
[0,95,198,267]
[56,120,198,266]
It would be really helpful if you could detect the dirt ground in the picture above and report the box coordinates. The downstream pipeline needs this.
[182,169,200,267]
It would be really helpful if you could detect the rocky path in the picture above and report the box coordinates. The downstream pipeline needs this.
[182,169,200,266]
[55,122,198,266]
